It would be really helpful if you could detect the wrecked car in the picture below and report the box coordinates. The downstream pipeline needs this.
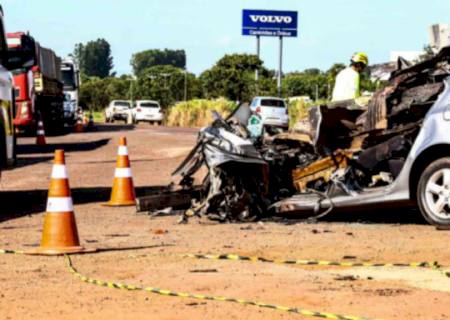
[138,47,450,227]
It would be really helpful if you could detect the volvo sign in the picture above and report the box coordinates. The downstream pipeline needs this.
[242,9,298,37]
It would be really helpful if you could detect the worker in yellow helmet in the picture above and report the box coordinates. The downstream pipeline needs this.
[332,52,369,102]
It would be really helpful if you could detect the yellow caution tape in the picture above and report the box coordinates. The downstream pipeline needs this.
[64,254,378,320]
[184,253,443,271]
[0,249,24,255]
[2,248,448,319]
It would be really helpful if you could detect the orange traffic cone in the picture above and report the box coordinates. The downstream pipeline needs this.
[36,118,46,146]
[104,137,136,206]
[74,116,84,133]
[31,150,94,255]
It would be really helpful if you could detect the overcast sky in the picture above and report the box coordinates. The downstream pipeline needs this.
[2,0,449,75]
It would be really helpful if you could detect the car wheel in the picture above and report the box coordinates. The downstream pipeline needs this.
[417,157,450,226]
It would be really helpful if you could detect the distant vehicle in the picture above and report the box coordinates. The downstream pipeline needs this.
[61,58,80,125]
[249,96,289,130]
[132,100,163,125]
[104,100,132,123]
[0,7,31,168]
[6,32,64,134]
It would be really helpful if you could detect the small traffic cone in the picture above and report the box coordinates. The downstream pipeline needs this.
[104,137,136,206]
[36,118,46,146]
[74,117,84,133]
[31,150,94,255]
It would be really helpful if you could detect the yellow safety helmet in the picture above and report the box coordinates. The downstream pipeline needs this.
[351,52,369,66]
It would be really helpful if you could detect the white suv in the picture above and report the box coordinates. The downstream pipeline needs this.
[249,96,289,130]
[105,100,132,123]
[132,100,163,125]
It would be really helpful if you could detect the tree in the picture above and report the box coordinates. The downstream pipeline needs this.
[135,65,201,107]
[131,49,186,76]
[79,77,110,111]
[74,39,114,78]
[283,71,328,100]
[200,54,264,102]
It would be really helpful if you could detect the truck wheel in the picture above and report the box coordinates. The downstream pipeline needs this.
[417,157,450,227]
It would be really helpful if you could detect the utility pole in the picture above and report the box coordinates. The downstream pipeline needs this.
[184,70,188,102]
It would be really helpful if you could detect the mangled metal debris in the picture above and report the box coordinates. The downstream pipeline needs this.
[136,46,450,226]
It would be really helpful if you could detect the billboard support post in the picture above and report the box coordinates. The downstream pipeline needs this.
[278,36,283,97]
[255,35,260,82]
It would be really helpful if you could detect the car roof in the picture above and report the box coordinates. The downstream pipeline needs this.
[252,96,285,101]
[111,100,130,103]
[137,100,159,104]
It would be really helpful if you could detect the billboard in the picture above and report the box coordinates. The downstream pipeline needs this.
[242,9,298,37]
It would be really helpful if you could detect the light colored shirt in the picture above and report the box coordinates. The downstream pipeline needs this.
[332,67,361,102]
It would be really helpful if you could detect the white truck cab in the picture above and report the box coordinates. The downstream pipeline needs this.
[61,58,80,125]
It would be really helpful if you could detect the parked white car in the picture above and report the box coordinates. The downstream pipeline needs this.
[249,96,289,130]
[105,100,133,123]
[132,100,163,125]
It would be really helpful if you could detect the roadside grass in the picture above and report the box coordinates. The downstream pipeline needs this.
[166,98,236,127]
[92,111,105,123]
[91,98,322,128]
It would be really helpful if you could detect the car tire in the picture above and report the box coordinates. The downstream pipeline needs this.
[417,157,450,227]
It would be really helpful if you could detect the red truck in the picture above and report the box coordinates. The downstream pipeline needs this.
[6,32,64,134]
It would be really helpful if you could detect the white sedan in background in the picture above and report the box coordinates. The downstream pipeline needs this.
[132,100,164,125]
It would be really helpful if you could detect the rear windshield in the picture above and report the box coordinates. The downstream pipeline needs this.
[140,103,159,108]
[260,99,286,108]
[114,101,130,107]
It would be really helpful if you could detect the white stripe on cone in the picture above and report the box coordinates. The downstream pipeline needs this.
[115,168,132,178]
[37,130,45,135]
[46,197,74,212]
[51,164,68,179]
[118,146,128,156]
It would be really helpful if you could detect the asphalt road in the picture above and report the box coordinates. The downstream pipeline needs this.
[0,123,449,320]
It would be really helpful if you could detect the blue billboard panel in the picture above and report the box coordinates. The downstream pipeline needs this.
[242,9,298,37]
